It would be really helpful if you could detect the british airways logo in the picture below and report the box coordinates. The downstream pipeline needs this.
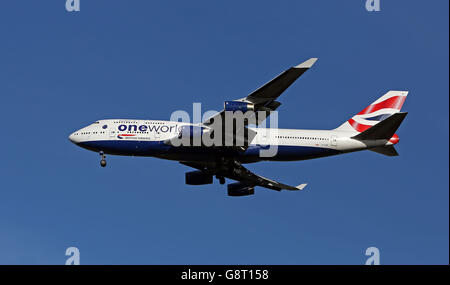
[117,134,135,139]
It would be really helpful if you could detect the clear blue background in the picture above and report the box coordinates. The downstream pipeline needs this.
[0,1,448,264]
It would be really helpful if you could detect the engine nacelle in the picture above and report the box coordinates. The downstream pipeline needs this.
[227,182,255,196]
[185,171,213,185]
[224,101,255,112]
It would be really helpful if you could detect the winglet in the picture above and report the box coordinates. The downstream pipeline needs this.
[295,58,318,69]
[296,183,308,190]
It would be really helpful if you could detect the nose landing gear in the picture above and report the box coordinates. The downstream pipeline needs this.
[99,151,107,167]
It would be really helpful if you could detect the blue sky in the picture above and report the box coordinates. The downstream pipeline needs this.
[0,1,448,264]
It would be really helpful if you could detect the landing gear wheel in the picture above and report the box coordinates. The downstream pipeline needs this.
[99,151,107,167]
[217,176,225,184]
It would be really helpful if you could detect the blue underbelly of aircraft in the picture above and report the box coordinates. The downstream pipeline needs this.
[78,140,340,162]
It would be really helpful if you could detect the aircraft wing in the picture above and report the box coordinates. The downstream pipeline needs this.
[201,58,317,149]
[181,160,307,191]
[203,57,318,126]
[243,57,318,105]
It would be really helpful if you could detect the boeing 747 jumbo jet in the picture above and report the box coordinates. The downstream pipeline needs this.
[69,58,408,196]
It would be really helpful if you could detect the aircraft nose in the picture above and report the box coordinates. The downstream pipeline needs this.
[68,132,79,144]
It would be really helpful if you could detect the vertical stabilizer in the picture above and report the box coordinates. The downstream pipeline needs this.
[335,90,408,133]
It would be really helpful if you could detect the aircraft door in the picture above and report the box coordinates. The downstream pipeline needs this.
[331,135,337,147]
[260,130,267,145]
[154,131,161,141]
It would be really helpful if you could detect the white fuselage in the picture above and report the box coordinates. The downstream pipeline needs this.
[69,119,393,163]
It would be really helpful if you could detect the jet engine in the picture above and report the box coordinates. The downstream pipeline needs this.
[224,101,255,112]
[227,182,255,196]
[185,171,213,185]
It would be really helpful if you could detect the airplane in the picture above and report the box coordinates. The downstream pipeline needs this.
[68,58,408,196]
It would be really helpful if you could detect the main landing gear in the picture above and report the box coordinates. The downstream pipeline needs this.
[99,151,107,167]
[216,175,226,185]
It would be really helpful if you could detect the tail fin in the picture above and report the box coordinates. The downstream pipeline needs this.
[353,112,408,140]
[335,90,409,133]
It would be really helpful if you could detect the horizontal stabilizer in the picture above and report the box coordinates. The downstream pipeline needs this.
[370,145,399,156]
[353,112,408,140]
